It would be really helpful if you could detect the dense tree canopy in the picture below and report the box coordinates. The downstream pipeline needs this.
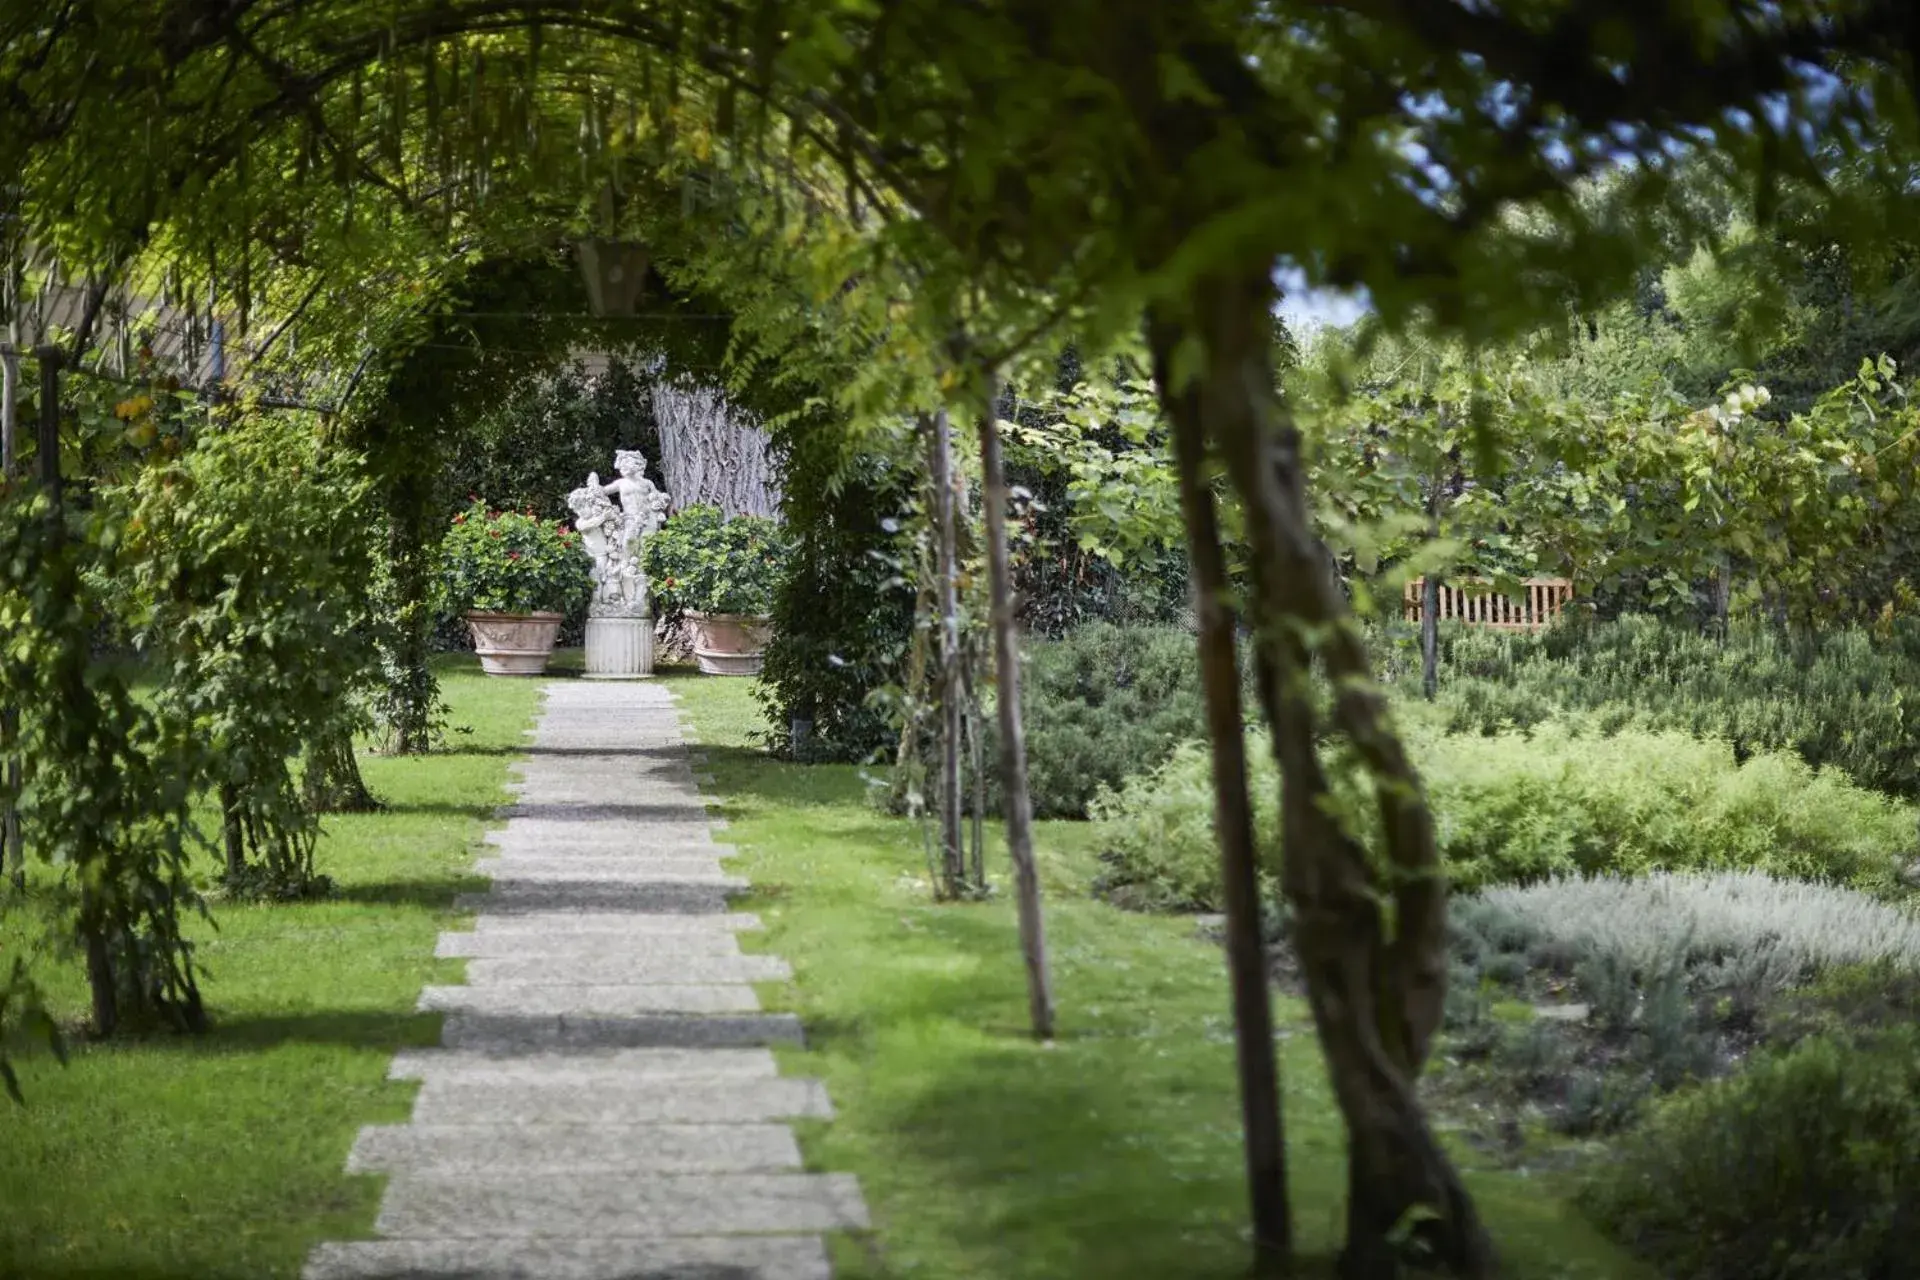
[11,2,1920,1275]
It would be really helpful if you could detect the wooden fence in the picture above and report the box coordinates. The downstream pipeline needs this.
[1403,577,1573,633]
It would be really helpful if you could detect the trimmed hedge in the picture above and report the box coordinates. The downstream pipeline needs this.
[1092,720,1916,910]
[1416,614,1920,798]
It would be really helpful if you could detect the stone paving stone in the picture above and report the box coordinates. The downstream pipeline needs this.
[304,1235,831,1280]
[373,1172,871,1238]
[482,830,731,851]
[463,954,790,986]
[435,932,746,960]
[469,860,739,886]
[453,882,740,915]
[348,1123,803,1175]
[439,1013,806,1059]
[387,1047,781,1084]
[304,682,861,1280]
[473,852,737,871]
[419,982,763,1017]
[465,912,763,936]
[437,1011,805,1053]
[404,1077,834,1126]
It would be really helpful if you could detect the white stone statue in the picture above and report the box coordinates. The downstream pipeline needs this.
[566,451,671,666]
[566,479,644,616]
[599,450,671,559]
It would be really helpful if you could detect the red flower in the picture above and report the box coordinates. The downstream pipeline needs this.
[453,513,467,524]
[507,551,522,561]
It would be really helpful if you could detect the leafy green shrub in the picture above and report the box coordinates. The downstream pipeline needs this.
[1584,1031,1920,1280]
[439,358,661,523]
[643,504,790,620]
[1422,614,1920,798]
[1092,721,1915,910]
[1428,722,1912,890]
[437,499,591,617]
[112,410,378,898]
[998,623,1217,820]
[755,451,917,764]
[1090,740,1273,910]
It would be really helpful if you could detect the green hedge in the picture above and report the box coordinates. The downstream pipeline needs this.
[1417,615,1920,798]
[1092,720,1915,910]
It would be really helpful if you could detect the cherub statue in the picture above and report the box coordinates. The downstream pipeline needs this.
[566,478,644,614]
[598,450,672,559]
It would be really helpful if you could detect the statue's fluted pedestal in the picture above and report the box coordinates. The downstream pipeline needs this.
[583,616,655,678]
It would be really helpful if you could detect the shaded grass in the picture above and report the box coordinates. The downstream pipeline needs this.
[665,671,1645,1279]
[0,655,542,1280]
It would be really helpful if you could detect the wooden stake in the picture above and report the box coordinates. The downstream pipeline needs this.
[975,382,1054,1040]
[925,411,966,896]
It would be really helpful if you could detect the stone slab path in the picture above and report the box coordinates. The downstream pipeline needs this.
[305,681,867,1280]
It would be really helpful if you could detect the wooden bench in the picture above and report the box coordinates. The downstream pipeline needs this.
[1403,577,1572,633]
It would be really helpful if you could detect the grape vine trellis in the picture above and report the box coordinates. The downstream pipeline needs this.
[8,1,1920,1273]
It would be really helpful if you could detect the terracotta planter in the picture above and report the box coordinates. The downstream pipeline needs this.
[687,611,773,676]
[465,611,564,676]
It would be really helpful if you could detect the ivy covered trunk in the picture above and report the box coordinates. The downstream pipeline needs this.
[1,341,19,891]
[380,469,440,755]
[1149,272,1493,1278]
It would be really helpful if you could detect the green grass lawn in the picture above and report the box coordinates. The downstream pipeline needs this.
[0,654,1644,1280]
[663,671,1647,1280]
[0,655,542,1280]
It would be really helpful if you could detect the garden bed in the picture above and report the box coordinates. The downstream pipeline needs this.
[669,674,1646,1279]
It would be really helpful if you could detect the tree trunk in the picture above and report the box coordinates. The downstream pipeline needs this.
[1712,553,1732,638]
[1151,273,1491,1278]
[84,913,117,1038]
[1,340,20,891]
[382,471,439,755]
[1152,316,1292,1267]
[220,782,246,878]
[304,729,382,813]
[652,380,781,518]
[925,410,967,897]
[975,387,1056,1041]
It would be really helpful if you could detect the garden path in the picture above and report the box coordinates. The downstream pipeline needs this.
[304,681,867,1280]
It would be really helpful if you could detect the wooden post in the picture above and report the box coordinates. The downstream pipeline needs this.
[975,382,1055,1040]
[925,410,966,896]
[1,342,18,890]
[1421,573,1440,700]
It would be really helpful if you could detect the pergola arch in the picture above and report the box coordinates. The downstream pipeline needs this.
[9,7,1913,1275]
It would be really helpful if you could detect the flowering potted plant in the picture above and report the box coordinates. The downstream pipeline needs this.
[439,499,591,675]
[643,505,790,675]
